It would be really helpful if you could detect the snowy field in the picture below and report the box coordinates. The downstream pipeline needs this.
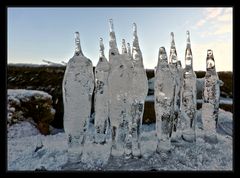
[8,109,232,171]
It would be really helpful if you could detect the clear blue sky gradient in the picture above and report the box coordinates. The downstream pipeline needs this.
[8,7,232,71]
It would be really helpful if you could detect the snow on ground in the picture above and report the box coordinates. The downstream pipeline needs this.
[8,109,232,171]
[8,89,52,101]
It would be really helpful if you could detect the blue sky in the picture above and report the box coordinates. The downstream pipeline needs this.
[8,7,232,71]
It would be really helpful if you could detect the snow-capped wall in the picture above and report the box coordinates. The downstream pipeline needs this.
[7,89,55,135]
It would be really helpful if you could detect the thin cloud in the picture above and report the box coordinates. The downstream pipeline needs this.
[195,7,232,38]
[205,8,223,20]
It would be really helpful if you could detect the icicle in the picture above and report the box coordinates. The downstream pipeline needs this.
[109,18,114,32]
[180,30,197,143]
[122,39,127,54]
[132,23,140,52]
[170,32,176,49]
[109,19,119,63]
[127,42,132,58]
[169,32,178,64]
[185,31,193,69]
[63,31,94,163]
[168,32,182,142]
[154,46,175,155]
[202,49,220,144]
[128,23,148,158]
[206,49,216,70]
[74,32,83,56]
[94,37,110,146]
[186,30,191,48]
[156,47,168,69]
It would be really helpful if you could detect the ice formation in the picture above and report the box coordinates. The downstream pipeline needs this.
[180,31,197,143]
[108,19,119,65]
[108,19,133,156]
[94,38,110,144]
[127,42,132,59]
[121,39,128,54]
[202,49,220,143]
[62,32,94,162]
[125,23,148,158]
[168,32,183,140]
[154,47,175,154]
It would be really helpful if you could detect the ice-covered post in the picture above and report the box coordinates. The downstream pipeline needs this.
[109,19,119,64]
[125,22,148,158]
[180,31,197,142]
[94,38,110,144]
[168,32,182,141]
[62,31,94,163]
[202,49,220,144]
[154,47,175,156]
[108,19,132,157]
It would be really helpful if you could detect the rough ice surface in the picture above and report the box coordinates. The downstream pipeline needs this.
[180,31,197,143]
[108,53,133,156]
[168,32,183,140]
[154,47,175,154]
[202,50,220,143]
[107,19,136,157]
[8,109,232,171]
[125,23,148,157]
[94,38,110,144]
[62,32,94,162]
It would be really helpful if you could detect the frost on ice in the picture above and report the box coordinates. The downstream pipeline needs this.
[180,31,197,143]
[154,47,175,155]
[94,38,110,144]
[62,31,94,162]
[202,49,220,144]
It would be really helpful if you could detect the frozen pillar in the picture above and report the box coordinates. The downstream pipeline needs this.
[202,49,220,144]
[180,31,197,143]
[154,47,175,155]
[62,32,94,163]
[94,38,110,144]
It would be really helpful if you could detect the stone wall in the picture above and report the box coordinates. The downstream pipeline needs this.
[7,89,55,135]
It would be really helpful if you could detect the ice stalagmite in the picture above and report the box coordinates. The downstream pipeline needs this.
[62,32,94,162]
[109,19,119,65]
[127,43,132,59]
[125,23,148,158]
[168,32,182,141]
[154,47,175,155]
[108,20,133,157]
[202,49,220,144]
[180,31,197,142]
[122,39,128,54]
[94,38,110,144]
